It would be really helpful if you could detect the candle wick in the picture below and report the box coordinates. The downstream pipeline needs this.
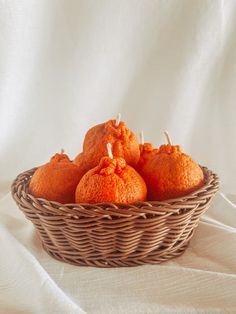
[115,113,121,127]
[140,131,144,145]
[164,131,172,145]
[107,143,113,159]
[61,148,65,154]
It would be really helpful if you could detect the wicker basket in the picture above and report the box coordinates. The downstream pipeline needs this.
[11,166,219,267]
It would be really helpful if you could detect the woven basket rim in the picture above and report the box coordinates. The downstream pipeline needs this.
[11,166,220,267]
[11,166,219,218]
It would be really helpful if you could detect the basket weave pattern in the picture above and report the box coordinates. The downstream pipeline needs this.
[11,167,219,267]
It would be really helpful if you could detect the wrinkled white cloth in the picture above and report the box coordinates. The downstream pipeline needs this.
[0,0,236,313]
[0,190,236,314]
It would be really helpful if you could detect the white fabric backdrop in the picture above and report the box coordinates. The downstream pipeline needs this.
[0,1,236,313]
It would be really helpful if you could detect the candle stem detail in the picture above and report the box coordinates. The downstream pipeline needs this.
[140,131,144,145]
[164,131,172,145]
[115,113,121,127]
[107,143,113,159]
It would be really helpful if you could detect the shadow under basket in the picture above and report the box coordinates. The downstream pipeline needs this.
[11,167,219,268]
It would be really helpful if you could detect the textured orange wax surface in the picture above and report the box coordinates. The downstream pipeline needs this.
[141,144,204,201]
[74,120,140,178]
[75,156,147,204]
[136,143,159,172]
[29,153,82,203]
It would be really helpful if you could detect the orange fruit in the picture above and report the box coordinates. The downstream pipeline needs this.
[141,132,204,201]
[29,151,83,204]
[72,152,89,180]
[137,143,159,172]
[74,118,140,178]
[75,155,147,204]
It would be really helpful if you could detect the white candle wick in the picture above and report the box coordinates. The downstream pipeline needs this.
[115,113,121,127]
[164,131,172,145]
[140,131,144,145]
[61,148,65,154]
[107,143,113,159]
